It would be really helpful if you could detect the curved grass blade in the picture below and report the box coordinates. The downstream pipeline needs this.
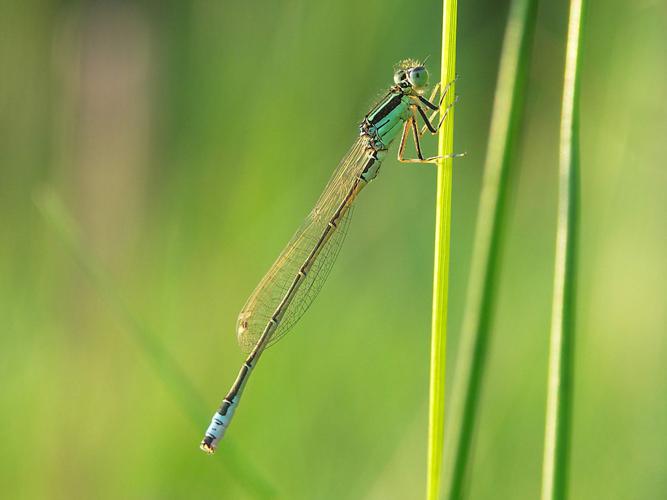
[35,189,276,499]
[443,0,538,498]
[541,0,585,498]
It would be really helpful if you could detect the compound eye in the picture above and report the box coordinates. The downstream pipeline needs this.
[408,67,428,88]
[393,70,406,85]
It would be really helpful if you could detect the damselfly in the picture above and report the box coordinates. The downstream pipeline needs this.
[201,60,457,453]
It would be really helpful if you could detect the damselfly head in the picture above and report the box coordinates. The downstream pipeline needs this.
[393,61,429,93]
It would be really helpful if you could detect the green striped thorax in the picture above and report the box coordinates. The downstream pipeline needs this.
[360,61,430,151]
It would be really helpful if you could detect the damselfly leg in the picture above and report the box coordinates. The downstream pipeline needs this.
[397,80,461,164]
[397,117,444,163]
[419,77,459,136]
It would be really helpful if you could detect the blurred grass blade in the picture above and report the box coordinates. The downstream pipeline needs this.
[444,0,538,498]
[541,0,584,498]
[35,189,276,499]
[35,190,206,424]
[427,1,458,499]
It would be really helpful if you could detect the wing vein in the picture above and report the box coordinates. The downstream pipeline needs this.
[236,136,372,352]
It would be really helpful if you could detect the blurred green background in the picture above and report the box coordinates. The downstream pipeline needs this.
[1,0,665,498]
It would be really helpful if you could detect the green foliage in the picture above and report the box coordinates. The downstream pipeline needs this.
[0,1,664,499]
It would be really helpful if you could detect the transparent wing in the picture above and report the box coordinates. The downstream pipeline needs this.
[267,204,354,348]
[236,137,370,353]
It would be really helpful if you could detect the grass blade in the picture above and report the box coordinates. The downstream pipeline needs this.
[541,0,585,498]
[427,1,458,499]
[35,189,276,499]
[444,0,538,498]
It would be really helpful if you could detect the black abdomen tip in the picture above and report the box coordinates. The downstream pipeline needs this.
[200,435,216,454]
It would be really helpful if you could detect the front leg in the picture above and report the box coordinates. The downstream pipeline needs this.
[417,95,459,136]
[417,77,455,111]
[418,77,458,136]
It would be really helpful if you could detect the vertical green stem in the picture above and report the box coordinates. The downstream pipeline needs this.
[427,1,457,499]
[445,1,537,498]
[541,0,584,499]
